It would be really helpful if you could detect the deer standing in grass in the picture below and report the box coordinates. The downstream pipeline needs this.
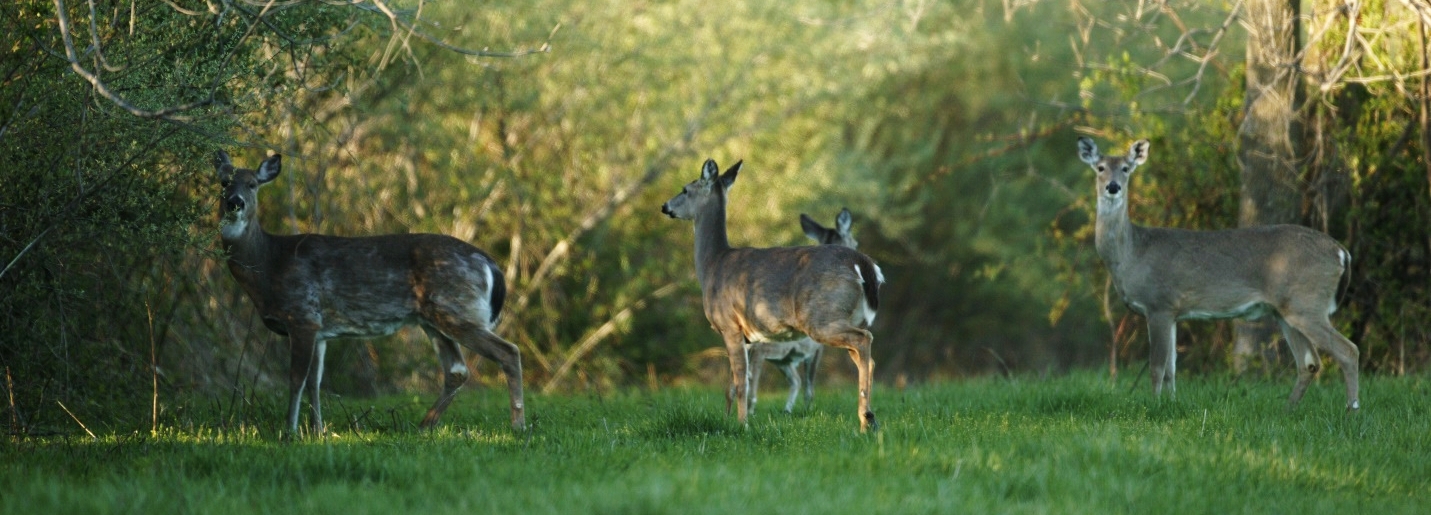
[738,208,861,414]
[662,159,884,431]
[1077,137,1359,410]
[213,151,525,434]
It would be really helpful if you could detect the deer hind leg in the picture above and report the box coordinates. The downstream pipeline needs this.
[1146,313,1178,398]
[419,327,470,429]
[723,333,752,425]
[1283,313,1360,411]
[776,359,801,414]
[802,345,821,411]
[808,323,877,432]
[747,347,766,415]
[1276,318,1318,408]
[465,327,526,431]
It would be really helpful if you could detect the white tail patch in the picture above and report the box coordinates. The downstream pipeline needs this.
[850,264,878,326]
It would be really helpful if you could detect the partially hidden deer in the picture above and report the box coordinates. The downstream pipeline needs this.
[662,159,884,431]
[736,208,861,414]
[1077,137,1359,410]
[213,151,525,434]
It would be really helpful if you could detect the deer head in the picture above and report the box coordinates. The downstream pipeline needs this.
[213,150,281,241]
[1077,137,1148,211]
[660,158,741,220]
[801,207,858,248]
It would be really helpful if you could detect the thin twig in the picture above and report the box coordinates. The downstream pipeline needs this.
[56,400,95,439]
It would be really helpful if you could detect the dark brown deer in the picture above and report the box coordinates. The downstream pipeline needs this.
[213,151,525,434]
[662,159,884,431]
[1077,137,1359,410]
[739,208,861,414]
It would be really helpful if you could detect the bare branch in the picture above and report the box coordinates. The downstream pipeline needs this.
[348,1,558,59]
[52,0,214,120]
[541,283,680,393]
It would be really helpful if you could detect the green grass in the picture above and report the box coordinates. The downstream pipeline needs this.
[4,372,1428,514]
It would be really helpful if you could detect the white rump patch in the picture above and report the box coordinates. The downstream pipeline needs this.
[473,261,496,327]
[849,264,879,326]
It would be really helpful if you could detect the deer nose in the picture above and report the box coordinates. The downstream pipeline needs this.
[1105,182,1121,195]
[224,195,245,212]
[661,203,674,217]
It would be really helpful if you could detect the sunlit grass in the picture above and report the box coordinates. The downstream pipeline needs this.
[4,372,1428,514]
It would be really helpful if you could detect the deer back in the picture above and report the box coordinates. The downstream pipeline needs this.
[1114,222,1347,319]
[701,244,878,343]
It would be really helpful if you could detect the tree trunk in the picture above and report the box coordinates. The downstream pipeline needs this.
[1234,0,1303,374]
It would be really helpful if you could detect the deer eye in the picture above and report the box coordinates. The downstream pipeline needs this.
[221,180,231,188]
[1096,165,1105,172]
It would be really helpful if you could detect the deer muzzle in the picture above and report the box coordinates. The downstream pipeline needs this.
[660,203,675,218]
[1105,182,1122,195]
[223,195,245,213]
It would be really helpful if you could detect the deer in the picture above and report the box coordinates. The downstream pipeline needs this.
[1076,137,1360,411]
[737,208,861,415]
[212,151,525,435]
[662,159,884,432]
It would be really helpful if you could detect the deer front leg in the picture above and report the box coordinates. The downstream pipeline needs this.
[723,333,752,425]
[1146,313,1177,398]
[285,327,320,435]
[308,340,328,433]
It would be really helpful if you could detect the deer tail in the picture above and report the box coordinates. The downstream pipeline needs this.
[487,260,507,326]
[1334,245,1351,312]
[855,257,883,312]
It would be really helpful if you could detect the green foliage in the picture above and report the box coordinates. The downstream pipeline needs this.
[4,374,1429,513]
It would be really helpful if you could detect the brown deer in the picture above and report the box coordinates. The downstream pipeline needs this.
[1077,137,1359,410]
[662,159,884,431]
[739,208,861,414]
[213,151,525,434]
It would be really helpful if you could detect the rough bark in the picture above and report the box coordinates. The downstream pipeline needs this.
[1234,0,1304,373]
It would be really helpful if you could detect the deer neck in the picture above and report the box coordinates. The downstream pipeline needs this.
[1094,196,1137,269]
[692,194,732,291]
[221,215,276,275]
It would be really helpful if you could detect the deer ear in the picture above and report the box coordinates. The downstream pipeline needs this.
[836,208,853,234]
[1128,140,1150,167]
[719,160,741,189]
[214,150,232,172]
[1077,137,1100,165]
[800,213,829,242]
[700,159,719,182]
[256,154,282,183]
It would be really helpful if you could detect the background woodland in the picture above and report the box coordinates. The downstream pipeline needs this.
[3,0,1429,432]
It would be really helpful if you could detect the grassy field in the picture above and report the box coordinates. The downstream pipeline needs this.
[4,371,1427,514]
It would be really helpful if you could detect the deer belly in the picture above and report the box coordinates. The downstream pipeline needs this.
[744,328,803,344]
[317,314,417,339]
[1179,301,1273,322]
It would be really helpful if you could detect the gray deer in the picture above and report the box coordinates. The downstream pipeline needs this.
[737,208,861,414]
[1077,137,1359,410]
[662,159,884,431]
[213,151,526,434]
